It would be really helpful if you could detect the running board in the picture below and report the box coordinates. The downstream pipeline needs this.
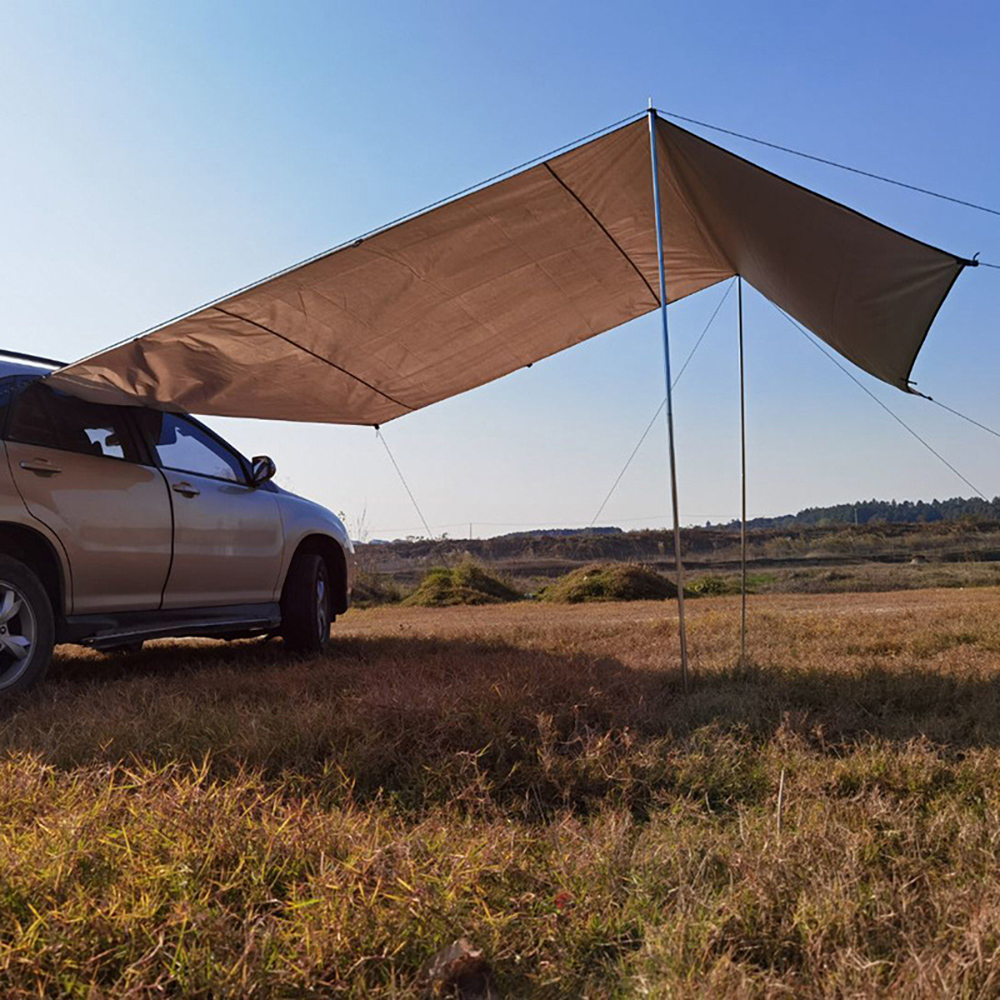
[60,603,282,648]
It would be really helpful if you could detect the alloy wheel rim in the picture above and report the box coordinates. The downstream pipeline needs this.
[0,582,36,689]
[316,575,328,642]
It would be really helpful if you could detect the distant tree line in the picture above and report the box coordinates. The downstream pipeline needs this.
[495,526,623,540]
[715,496,1000,530]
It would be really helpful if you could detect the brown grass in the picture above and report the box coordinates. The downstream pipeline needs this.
[4,589,1000,996]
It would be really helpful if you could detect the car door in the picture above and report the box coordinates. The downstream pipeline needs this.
[4,381,173,613]
[135,410,284,609]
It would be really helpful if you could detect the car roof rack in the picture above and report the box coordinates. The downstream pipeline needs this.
[0,348,66,367]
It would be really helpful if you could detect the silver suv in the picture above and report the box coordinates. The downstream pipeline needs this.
[0,353,354,694]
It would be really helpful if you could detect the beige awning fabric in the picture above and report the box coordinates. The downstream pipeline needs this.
[50,115,966,424]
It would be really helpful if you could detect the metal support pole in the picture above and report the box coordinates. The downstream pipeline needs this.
[738,276,748,666]
[647,108,690,691]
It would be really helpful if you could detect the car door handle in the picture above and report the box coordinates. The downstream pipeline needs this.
[172,481,200,498]
[19,459,62,476]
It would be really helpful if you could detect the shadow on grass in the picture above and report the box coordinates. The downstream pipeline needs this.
[5,631,1000,816]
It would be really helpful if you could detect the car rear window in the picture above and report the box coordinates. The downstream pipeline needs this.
[6,382,143,462]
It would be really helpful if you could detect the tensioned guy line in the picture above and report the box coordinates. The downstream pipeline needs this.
[375,427,436,541]
[928,398,1000,442]
[772,302,989,501]
[589,277,737,526]
[662,110,1000,220]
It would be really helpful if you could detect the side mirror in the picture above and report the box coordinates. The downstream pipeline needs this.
[251,455,277,486]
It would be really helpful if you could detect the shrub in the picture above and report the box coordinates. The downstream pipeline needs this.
[351,570,404,608]
[541,563,678,603]
[402,560,521,607]
[687,572,775,597]
[688,574,737,597]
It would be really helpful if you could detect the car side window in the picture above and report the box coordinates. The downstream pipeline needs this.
[140,411,246,484]
[0,379,19,430]
[6,382,142,462]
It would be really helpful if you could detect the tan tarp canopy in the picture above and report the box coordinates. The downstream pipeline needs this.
[50,116,967,424]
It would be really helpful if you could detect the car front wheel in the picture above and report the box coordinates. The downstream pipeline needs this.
[280,552,332,653]
[0,556,55,695]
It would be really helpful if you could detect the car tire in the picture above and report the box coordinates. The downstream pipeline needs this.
[0,555,55,696]
[280,552,332,654]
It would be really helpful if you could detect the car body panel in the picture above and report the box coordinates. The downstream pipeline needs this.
[6,441,172,613]
[0,440,74,613]
[274,488,354,609]
[159,468,285,608]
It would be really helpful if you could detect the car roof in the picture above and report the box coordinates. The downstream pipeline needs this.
[0,359,53,380]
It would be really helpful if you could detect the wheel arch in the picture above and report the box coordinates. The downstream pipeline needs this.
[287,534,350,614]
[0,522,67,622]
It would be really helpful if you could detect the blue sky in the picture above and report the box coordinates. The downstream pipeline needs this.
[1,1,998,538]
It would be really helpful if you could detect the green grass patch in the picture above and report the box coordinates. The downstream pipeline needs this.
[688,572,777,596]
[402,560,521,607]
[542,563,678,603]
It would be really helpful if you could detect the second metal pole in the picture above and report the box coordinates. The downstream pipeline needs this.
[647,108,690,692]
[738,276,748,666]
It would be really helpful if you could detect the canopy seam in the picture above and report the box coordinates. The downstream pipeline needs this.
[211,306,414,412]
[542,162,660,305]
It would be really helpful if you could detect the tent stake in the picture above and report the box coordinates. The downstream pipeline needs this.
[648,108,690,692]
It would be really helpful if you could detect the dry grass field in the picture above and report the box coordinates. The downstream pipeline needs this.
[5,588,1000,997]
